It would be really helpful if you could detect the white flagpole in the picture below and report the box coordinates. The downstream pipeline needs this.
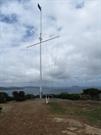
[26,4,59,99]
[38,4,42,99]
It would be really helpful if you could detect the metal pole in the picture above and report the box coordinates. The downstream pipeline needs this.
[39,6,42,99]
[27,4,59,99]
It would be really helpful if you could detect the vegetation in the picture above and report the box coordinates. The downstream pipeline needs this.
[49,102,65,114]
[50,88,101,101]
[0,91,35,103]
[25,94,36,99]
[0,87,101,104]
[54,93,80,100]
[49,101,101,126]
[0,107,2,112]
[12,91,35,101]
[0,92,9,103]
[81,88,101,100]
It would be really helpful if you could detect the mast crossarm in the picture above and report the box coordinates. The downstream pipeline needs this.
[27,35,59,48]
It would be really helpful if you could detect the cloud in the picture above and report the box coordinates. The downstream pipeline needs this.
[0,13,18,24]
[0,0,101,87]
[72,0,85,9]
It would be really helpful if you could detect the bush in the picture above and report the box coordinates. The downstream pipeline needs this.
[12,91,19,101]
[7,96,14,101]
[25,94,35,99]
[0,107,2,111]
[67,94,80,100]
[18,91,25,101]
[82,88,101,100]
[58,93,70,99]
[0,92,9,103]
[55,93,80,100]
[12,91,26,101]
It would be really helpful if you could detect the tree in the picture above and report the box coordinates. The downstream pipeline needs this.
[82,88,101,100]
[0,92,9,103]
[12,91,25,101]
[12,91,19,101]
[18,91,25,101]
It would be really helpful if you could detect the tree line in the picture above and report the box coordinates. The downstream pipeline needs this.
[0,91,36,103]
[0,88,101,103]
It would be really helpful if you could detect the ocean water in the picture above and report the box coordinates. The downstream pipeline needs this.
[1,87,61,96]
[3,89,38,96]
[0,86,82,96]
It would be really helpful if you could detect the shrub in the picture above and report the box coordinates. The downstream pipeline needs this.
[82,88,101,100]
[12,91,19,101]
[55,93,80,100]
[18,91,25,101]
[0,92,9,103]
[0,107,2,111]
[67,94,80,100]
[12,91,25,101]
[25,94,35,99]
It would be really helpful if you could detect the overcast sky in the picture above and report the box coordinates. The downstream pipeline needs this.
[0,0,101,87]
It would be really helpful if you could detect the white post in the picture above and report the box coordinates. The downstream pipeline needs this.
[45,95,49,104]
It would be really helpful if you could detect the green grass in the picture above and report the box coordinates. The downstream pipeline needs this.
[49,102,65,115]
[77,107,101,125]
[49,101,101,126]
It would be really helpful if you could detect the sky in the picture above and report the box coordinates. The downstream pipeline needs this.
[0,0,101,87]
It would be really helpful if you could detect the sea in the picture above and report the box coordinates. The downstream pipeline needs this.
[0,86,83,96]
[0,87,67,96]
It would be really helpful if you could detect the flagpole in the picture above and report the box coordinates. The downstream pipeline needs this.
[27,4,59,99]
[38,4,42,99]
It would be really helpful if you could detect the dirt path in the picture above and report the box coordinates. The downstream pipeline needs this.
[0,100,64,135]
[0,100,101,135]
